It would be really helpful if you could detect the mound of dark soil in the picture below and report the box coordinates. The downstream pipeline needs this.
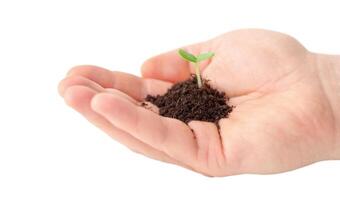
[144,75,233,124]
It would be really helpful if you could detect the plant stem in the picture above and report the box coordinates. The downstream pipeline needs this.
[194,62,202,88]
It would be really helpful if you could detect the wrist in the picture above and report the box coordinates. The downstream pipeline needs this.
[315,54,340,159]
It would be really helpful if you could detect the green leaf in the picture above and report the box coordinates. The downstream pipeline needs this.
[178,49,197,63]
[196,52,215,62]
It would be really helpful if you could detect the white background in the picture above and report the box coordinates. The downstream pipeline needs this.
[0,0,339,199]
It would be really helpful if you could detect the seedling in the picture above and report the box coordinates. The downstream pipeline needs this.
[144,49,231,124]
[178,49,214,88]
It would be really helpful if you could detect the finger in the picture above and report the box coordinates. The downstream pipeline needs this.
[91,92,200,169]
[67,65,172,100]
[188,121,228,176]
[141,42,210,83]
[59,75,104,96]
[67,65,116,88]
[59,75,137,103]
[141,50,191,83]
[63,85,180,164]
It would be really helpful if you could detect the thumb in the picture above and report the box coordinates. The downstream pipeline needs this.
[141,41,209,83]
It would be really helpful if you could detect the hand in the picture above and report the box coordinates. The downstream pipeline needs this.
[58,29,340,176]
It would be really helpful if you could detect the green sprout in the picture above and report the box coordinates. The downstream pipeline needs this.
[178,49,214,88]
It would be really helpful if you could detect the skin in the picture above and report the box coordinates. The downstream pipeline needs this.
[58,29,340,176]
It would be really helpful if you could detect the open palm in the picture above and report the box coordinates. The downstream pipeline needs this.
[59,29,337,176]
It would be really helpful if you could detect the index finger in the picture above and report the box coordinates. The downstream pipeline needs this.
[141,41,211,83]
[66,65,172,101]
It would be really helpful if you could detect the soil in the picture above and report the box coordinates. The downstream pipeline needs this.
[144,75,233,125]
